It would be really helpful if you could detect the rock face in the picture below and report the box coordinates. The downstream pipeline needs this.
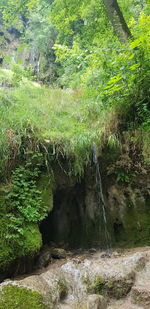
[131,260,150,308]
[87,294,107,309]
[131,286,150,309]
[40,164,150,249]
[1,248,150,309]
[36,246,52,268]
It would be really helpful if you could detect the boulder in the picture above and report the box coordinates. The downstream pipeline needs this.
[87,294,107,309]
[37,245,52,268]
[51,248,67,259]
[131,286,150,308]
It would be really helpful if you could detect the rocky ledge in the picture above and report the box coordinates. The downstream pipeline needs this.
[0,247,150,309]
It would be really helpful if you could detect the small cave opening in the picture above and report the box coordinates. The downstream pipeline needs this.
[40,183,86,249]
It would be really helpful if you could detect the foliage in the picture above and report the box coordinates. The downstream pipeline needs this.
[0,1,149,174]
[0,0,149,270]
[0,219,42,270]
[5,165,48,224]
[0,163,50,270]
[0,285,48,309]
[0,82,103,178]
[21,3,58,83]
[0,0,39,24]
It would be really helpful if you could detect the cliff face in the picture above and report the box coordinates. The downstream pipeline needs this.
[40,153,150,249]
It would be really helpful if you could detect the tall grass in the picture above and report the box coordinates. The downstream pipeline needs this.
[0,76,108,178]
[0,65,149,180]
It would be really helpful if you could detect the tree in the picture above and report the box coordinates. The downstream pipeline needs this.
[0,0,39,24]
[102,0,132,42]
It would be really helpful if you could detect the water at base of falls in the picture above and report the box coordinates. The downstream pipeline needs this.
[93,144,112,253]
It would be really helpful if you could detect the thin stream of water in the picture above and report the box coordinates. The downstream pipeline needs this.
[93,144,112,252]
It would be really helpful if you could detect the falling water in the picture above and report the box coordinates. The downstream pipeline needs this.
[93,144,111,252]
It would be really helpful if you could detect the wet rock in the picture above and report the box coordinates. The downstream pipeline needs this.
[87,294,107,309]
[131,286,150,308]
[37,245,52,268]
[85,253,144,298]
[0,275,50,296]
[88,272,135,299]
[101,252,112,259]
[89,248,97,254]
[0,248,150,309]
[131,257,150,308]
[112,251,120,258]
[107,298,144,309]
[51,248,67,259]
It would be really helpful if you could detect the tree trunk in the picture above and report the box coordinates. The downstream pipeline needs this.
[103,0,132,42]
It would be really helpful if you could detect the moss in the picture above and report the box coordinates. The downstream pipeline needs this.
[0,285,48,309]
[21,224,42,255]
[87,275,133,299]
[122,196,150,247]
[0,222,42,272]
[111,191,150,248]
[87,276,106,295]
[0,173,46,271]
[38,174,53,212]
[105,279,133,298]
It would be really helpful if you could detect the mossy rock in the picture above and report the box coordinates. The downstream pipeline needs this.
[21,224,42,255]
[88,274,134,299]
[0,285,48,309]
[38,174,53,212]
[0,222,42,272]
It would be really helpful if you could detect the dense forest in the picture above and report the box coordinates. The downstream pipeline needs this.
[0,1,150,308]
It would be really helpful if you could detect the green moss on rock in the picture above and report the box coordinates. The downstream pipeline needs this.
[21,224,42,255]
[87,274,134,299]
[0,221,42,272]
[0,285,48,309]
[38,174,53,212]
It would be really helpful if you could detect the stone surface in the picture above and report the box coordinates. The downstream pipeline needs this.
[131,259,150,308]
[0,248,150,309]
[37,245,52,268]
[87,294,107,309]
[131,286,150,309]
[107,298,144,309]
[51,248,67,259]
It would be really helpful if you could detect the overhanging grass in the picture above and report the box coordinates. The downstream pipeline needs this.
[0,76,108,177]
[0,70,149,179]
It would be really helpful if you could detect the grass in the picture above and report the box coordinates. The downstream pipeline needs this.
[0,71,110,178]
[0,67,149,179]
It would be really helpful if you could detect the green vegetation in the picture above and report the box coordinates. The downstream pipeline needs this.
[0,164,51,270]
[0,0,149,269]
[57,278,68,300]
[0,285,48,309]
[87,275,133,298]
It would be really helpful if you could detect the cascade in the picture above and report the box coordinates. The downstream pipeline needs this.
[93,144,112,252]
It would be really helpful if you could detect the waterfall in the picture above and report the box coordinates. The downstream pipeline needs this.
[93,144,111,252]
